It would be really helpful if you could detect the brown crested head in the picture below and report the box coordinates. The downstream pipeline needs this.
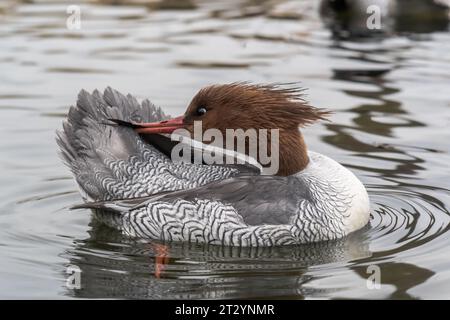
[183,82,330,132]
[130,82,331,176]
[180,83,331,176]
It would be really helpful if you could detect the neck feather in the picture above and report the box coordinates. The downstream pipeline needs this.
[254,128,309,176]
[276,129,309,176]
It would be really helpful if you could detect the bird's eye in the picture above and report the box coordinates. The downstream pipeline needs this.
[196,107,207,116]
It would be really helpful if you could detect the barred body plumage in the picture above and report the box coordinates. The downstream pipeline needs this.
[110,152,359,246]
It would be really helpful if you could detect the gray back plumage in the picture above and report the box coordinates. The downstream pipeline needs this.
[146,175,312,225]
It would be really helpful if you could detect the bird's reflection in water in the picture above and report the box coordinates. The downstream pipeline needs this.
[352,262,435,299]
[63,219,371,299]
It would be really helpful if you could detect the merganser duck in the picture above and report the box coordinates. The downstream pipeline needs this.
[57,83,370,246]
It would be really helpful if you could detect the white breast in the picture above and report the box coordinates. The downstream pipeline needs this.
[303,151,371,235]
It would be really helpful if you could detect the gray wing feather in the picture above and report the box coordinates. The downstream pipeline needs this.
[154,175,312,225]
[75,175,313,226]
[57,88,168,201]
